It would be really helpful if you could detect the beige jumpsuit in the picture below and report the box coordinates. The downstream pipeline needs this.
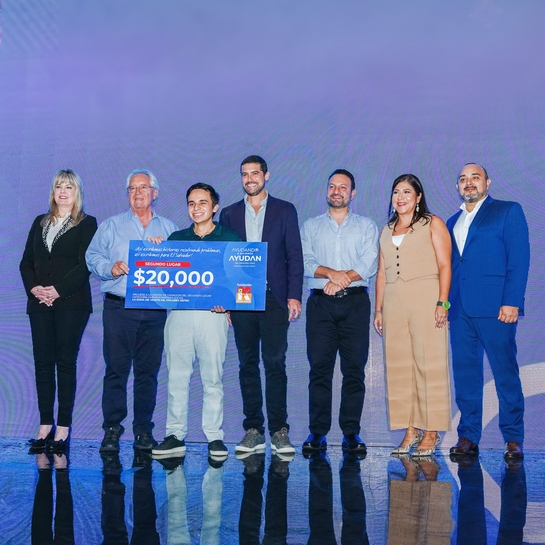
[380,218,451,431]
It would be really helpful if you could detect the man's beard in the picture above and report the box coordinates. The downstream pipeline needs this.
[462,189,486,203]
[327,196,349,209]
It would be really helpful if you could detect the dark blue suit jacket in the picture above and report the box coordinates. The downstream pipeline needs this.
[219,195,304,308]
[446,196,530,319]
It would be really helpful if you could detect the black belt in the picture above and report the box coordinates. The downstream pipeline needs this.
[105,292,125,302]
[310,286,367,298]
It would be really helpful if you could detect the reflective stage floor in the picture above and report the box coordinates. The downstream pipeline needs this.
[0,438,543,544]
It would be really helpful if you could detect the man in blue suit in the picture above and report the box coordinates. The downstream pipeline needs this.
[447,163,530,461]
[219,155,304,456]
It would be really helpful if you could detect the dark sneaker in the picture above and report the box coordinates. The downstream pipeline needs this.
[133,432,158,451]
[208,456,226,469]
[100,425,124,453]
[100,453,123,475]
[132,451,153,469]
[208,440,228,459]
[271,428,295,454]
[271,453,291,477]
[239,452,265,475]
[155,456,185,471]
[151,435,186,457]
[235,429,266,453]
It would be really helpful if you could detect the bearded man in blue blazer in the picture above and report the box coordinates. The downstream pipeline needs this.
[447,163,530,461]
[219,155,304,456]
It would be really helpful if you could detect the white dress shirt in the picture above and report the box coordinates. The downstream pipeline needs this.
[453,197,487,255]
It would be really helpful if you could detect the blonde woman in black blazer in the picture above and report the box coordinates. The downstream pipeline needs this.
[20,170,97,453]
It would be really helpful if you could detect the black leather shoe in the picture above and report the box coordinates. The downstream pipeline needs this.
[342,434,367,453]
[449,437,479,456]
[133,432,158,451]
[100,425,124,453]
[302,433,327,451]
[504,441,524,461]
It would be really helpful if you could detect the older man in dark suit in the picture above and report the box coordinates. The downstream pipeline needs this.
[447,163,530,461]
[219,155,304,456]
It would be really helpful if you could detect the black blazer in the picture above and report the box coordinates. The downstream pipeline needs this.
[219,195,304,308]
[20,214,98,313]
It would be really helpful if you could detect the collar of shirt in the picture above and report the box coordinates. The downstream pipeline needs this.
[244,192,268,214]
[454,196,487,254]
[244,192,268,242]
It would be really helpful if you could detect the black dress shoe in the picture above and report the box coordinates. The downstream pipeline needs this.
[302,433,327,451]
[100,425,124,453]
[133,432,158,451]
[504,441,524,460]
[28,427,56,454]
[449,437,479,456]
[342,434,367,453]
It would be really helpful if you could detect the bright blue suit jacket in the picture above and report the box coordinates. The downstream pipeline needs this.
[446,196,530,320]
[219,195,304,308]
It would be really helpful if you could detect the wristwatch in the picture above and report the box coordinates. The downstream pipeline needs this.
[437,301,451,310]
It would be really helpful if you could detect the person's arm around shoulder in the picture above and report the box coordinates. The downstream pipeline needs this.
[430,215,452,330]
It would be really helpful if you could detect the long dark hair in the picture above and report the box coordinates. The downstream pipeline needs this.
[387,174,432,228]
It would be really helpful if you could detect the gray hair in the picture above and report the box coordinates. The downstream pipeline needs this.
[126,169,160,190]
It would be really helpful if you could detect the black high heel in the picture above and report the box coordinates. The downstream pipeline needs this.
[28,426,56,454]
[47,428,71,454]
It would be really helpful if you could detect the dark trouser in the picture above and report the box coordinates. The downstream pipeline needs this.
[32,468,75,545]
[450,306,524,444]
[306,291,370,436]
[230,291,289,436]
[102,297,166,434]
[308,455,369,545]
[29,310,90,427]
[238,457,288,545]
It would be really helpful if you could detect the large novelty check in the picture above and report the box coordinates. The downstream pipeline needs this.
[125,241,267,310]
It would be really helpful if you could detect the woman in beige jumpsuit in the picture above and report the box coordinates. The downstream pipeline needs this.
[374,174,452,456]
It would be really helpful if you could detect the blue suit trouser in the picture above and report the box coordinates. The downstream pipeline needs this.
[450,306,524,444]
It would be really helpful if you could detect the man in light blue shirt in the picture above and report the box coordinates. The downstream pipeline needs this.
[300,169,379,455]
[86,169,177,454]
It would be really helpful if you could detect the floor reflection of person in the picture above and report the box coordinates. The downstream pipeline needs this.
[164,456,224,545]
[452,456,527,545]
[31,452,74,545]
[387,456,452,545]
[238,454,289,545]
[21,170,97,453]
[307,452,369,545]
[100,452,159,545]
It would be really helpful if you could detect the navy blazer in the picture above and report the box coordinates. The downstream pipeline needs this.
[20,214,98,313]
[219,195,304,308]
[446,196,530,319]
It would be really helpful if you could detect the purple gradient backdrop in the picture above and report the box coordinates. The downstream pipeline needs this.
[1,0,543,446]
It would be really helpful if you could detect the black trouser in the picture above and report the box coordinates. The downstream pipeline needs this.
[239,457,288,545]
[306,290,370,436]
[102,297,166,434]
[32,469,75,545]
[29,310,90,427]
[231,291,290,436]
[308,455,369,545]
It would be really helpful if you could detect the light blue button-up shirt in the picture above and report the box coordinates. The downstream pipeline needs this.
[300,211,379,290]
[244,193,268,242]
[86,209,178,297]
